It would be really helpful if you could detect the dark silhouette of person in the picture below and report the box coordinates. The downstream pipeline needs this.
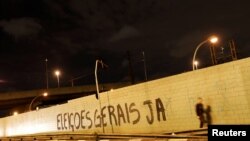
[205,105,212,125]
[195,97,205,128]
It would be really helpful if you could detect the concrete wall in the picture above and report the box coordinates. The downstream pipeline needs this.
[1,58,250,137]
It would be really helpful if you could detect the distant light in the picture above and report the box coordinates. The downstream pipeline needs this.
[43,92,48,97]
[209,36,218,43]
[13,111,18,116]
[54,70,60,76]
[193,60,199,70]
[110,88,114,92]
[194,60,199,66]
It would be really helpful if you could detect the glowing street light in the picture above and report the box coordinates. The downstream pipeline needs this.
[13,111,18,116]
[210,37,218,43]
[54,70,61,87]
[29,92,48,111]
[192,36,218,70]
[194,60,199,70]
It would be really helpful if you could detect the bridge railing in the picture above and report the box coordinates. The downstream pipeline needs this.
[0,129,208,141]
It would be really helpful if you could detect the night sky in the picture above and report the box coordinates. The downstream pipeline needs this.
[0,0,250,92]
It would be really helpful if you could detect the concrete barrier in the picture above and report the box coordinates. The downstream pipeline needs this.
[0,57,250,137]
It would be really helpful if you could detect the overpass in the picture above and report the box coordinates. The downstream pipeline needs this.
[0,82,130,117]
[1,57,250,140]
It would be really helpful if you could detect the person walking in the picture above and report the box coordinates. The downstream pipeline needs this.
[195,97,205,128]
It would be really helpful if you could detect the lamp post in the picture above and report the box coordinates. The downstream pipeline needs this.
[142,51,148,81]
[95,60,108,99]
[29,92,48,111]
[54,70,60,87]
[95,59,108,133]
[192,36,218,70]
[45,58,49,89]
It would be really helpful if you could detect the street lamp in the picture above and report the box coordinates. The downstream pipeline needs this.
[142,51,148,81]
[13,111,18,116]
[29,92,48,111]
[45,58,49,89]
[194,60,199,70]
[54,70,60,87]
[95,60,108,99]
[192,36,218,70]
